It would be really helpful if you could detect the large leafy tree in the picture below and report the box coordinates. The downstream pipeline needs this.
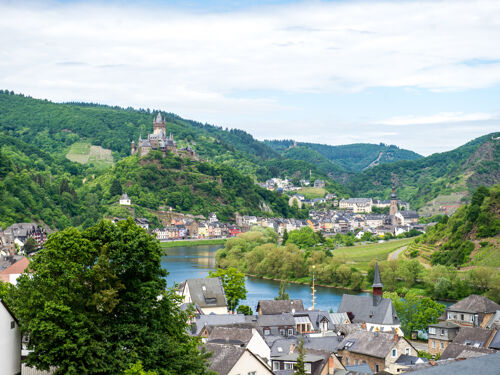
[384,291,445,336]
[11,219,213,375]
[208,267,247,312]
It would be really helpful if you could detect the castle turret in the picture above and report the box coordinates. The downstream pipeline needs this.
[131,140,136,155]
[372,261,383,306]
[153,113,166,136]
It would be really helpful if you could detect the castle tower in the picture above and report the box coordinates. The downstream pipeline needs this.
[372,261,383,306]
[153,113,166,136]
[131,140,136,155]
[389,185,398,217]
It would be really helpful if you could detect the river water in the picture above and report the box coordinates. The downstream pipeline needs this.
[161,244,368,312]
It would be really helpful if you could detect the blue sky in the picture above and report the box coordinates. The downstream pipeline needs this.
[1,0,499,155]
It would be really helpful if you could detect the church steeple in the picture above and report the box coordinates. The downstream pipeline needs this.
[372,261,383,306]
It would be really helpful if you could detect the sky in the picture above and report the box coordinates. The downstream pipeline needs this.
[1,0,499,155]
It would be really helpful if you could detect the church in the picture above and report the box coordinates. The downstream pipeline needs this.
[131,113,177,157]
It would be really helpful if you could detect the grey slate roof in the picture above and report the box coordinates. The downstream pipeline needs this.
[439,342,495,360]
[395,355,428,366]
[446,294,500,314]
[345,364,373,374]
[294,310,335,331]
[194,314,246,335]
[428,321,459,329]
[338,331,399,359]
[329,312,350,325]
[303,335,343,354]
[256,312,295,327]
[206,343,245,375]
[407,351,500,375]
[257,299,304,315]
[183,277,227,309]
[207,327,254,346]
[372,262,383,288]
[270,337,297,357]
[337,295,399,325]
[488,330,500,350]
[452,326,494,347]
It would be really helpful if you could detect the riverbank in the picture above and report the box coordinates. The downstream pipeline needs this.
[160,238,227,249]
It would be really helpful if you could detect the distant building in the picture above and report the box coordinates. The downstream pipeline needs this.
[256,299,304,315]
[119,193,131,206]
[314,179,325,188]
[131,113,177,157]
[339,198,373,213]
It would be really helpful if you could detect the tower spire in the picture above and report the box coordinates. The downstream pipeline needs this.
[372,261,383,306]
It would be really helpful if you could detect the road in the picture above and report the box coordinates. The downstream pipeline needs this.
[388,246,407,260]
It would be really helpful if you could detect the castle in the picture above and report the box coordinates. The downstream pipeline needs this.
[131,113,177,157]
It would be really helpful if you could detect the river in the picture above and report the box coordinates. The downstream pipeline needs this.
[162,244,369,312]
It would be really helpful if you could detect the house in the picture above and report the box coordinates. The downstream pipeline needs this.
[0,299,21,375]
[407,351,500,375]
[209,213,218,223]
[395,210,419,226]
[119,193,131,205]
[440,295,500,327]
[179,278,228,315]
[257,299,304,315]
[0,256,30,285]
[314,180,326,188]
[293,310,334,336]
[254,313,296,338]
[339,198,373,213]
[337,262,402,335]
[388,354,428,373]
[193,314,247,336]
[271,350,331,375]
[207,326,270,363]
[134,218,149,230]
[206,343,273,375]
[427,321,460,356]
[439,342,495,360]
[337,330,417,374]
[1,223,48,249]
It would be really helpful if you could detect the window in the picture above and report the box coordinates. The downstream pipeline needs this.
[440,342,444,349]
[273,361,280,371]
[248,372,256,375]
[288,328,294,336]
[284,362,294,370]
[345,357,349,365]
[461,314,464,321]
[440,329,445,336]
[432,340,436,349]
[392,349,397,357]
[428,327,436,335]
[264,329,270,336]
[304,363,312,374]
[375,365,380,372]
[406,348,410,355]
[280,329,285,336]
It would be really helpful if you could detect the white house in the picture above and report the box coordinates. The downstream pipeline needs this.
[119,193,131,206]
[207,344,273,375]
[178,278,229,315]
[0,300,21,375]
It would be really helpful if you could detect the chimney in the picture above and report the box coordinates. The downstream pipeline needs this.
[328,357,334,375]
[394,334,399,342]
[372,261,383,306]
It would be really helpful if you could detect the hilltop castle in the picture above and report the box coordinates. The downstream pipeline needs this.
[131,113,177,157]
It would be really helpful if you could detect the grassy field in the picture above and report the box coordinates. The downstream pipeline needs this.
[159,238,227,249]
[66,141,114,169]
[297,187,327,199]
[332,238,414,271]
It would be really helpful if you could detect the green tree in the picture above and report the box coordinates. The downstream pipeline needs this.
[11,219,213,375]
[23,237,38,254]
[124,362,157,375]
[282,229,289,244]
[384,291,445,336]
[208,267,247,312]
[294,336,307,375]
[110,178,123,196]
[275,280,290,300]
[236,305,253,315]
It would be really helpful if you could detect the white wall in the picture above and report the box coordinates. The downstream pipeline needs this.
[247,329,271,363]
[0,302,21,375]
[229,350,273,375]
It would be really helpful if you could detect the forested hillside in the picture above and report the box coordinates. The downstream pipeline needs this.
[348,133,500,209]
[413,184,500,267]
[265,140,421,172]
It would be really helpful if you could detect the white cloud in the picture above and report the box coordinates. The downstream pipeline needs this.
[0,0,499,154]
[378,112,498,126]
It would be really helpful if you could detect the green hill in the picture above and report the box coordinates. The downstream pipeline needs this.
[347,133,500,210]
[265,140,422,173]
[411,184,500,268]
